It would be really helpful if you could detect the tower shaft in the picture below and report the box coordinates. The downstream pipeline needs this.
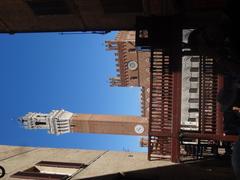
[70,114,148,136]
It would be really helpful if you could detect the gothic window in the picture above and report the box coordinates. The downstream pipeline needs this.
[128,48,136,53]
[147,88,150,93]
[35,122,46,125]
[189,88,198,93]
[11,161,87,179]
[189,77,199,82]
[26,0,71,16]
[130,76,138,80]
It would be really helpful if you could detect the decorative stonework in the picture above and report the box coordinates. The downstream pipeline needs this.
[19,110,73,135]
[181,56,200,130]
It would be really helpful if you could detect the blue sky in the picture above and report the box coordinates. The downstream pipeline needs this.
[0,31,147,152]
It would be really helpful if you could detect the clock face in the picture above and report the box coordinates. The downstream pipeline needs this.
[128,61,138,70]
[134,124,144,134]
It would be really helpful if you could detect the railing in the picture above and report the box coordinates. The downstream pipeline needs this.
[148,49,173,160]
[148,51,238,162]
[199,57,218,134]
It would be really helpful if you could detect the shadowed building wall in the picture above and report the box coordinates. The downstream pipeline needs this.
[0,0,180,33]
[1,145,234,180]
[0,145,172,179]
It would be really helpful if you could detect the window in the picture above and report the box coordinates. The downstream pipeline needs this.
[188,118,196,122]
[188,98,199,103]
[35,122,46,125]
[190,67,199,72]
[36,161,87,169]
[11,172,69,180]
[189,77,199,82]
[101,0,143,14]
[146,88,150,93]
[11,161,87,179]
[128,48,136,53]
[130,76,138,80]
[145,58,150,62]
[189,88,198,93]
[188,108,199,113]
[26,0,71,16]
[127,61,138,70]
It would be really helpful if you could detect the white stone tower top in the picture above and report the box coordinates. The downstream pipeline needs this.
[19,109,73,135]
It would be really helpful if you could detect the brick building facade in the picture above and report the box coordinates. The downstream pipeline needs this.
[106,31,151,117]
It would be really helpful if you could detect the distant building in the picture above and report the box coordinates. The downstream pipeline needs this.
[106,31,150,117]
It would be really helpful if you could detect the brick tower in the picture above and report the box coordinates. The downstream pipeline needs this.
[105,31,151,117]
[19,110,148,136]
